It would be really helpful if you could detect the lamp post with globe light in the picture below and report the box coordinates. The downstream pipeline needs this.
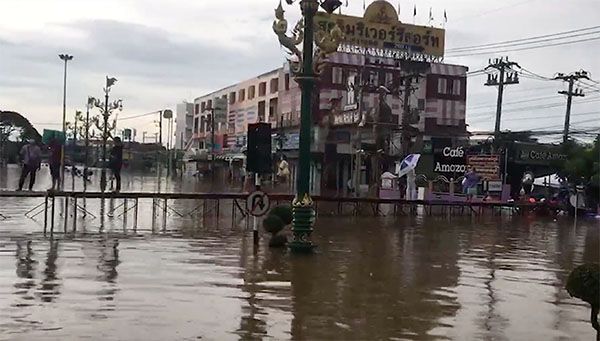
[91,77,122,193]
[272,0,343,252]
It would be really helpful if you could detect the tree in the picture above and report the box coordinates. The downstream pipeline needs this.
[0,111,42,164]
[556,137,599,207]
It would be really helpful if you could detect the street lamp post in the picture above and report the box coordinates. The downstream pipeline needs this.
[59,53,73,190]
[91,76,121,193]
[273,0,342,252]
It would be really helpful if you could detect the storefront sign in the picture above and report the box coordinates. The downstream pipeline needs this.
[433,146,466,175]
[514,143,567,165]
[467,154,500,180]
[315,1,445,60]
[333,110,360,126]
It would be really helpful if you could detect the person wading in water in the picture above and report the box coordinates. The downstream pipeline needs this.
[48,138,62,191]
[109,137,123,193]
[17,139,42,191]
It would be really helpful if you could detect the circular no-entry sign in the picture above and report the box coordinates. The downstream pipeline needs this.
[246,191,270,217]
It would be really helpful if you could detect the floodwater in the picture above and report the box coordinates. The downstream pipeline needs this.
[0,165,598,340]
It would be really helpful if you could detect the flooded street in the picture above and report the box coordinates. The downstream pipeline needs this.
[0,165,598,340]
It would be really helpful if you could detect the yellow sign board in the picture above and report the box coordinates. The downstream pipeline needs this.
[315,1,445,58]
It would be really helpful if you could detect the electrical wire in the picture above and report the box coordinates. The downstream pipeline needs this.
[447,25,600,51]
[446,36,600,57]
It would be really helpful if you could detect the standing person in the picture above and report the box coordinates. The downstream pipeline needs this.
[521,168,535,196]
[406,168,417,200]
[463,167,481,199]
[17,139,42,191]
[48,138,62,191]
[277,155,290,184]
[109,137,123,193]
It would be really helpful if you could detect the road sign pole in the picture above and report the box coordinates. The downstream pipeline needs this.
[253,173,261,246]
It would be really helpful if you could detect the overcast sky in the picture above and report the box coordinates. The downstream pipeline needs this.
[1,0,599,142]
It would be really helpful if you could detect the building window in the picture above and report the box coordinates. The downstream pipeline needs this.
[229,92,236,104]
[284,74,290,91]
[270,78,278,93]
[248,85,256,99]
[201,102,206,112]
[269,98,278,120]
[347,73,357,106]
[259,82,267,97]
[427,74,466,100]
[207,99,212,110]
[195,104,200,114]
[437,78,447,94]
[385,72,393,87]
[258,100,266,122]
[418,99,425,110]
[239,89,246,102]
[452,79,461,96]
[193,117,199,131]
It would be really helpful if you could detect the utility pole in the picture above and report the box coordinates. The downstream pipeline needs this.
[553,70,589,144]
[484,57,520,137]
[59,53,73,190]
[397,73,422,157]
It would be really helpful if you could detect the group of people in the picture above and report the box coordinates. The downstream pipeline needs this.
[16,137,123,192]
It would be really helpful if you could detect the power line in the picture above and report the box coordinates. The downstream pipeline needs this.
[447,25,600,51]
[468,95,559,110]
[446,36,600,57]
[118,111,161,121]
[468,97,600,119]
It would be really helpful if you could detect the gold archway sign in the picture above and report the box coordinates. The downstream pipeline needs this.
[315,0,445,61]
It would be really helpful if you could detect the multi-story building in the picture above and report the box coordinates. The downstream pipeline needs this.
[188,69,281,154]
[175,102,194,150]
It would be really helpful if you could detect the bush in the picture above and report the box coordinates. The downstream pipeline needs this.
[269,205,293,225]
[263,214,285,235]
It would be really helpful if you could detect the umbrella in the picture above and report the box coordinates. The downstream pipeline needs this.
[396,154,421,178]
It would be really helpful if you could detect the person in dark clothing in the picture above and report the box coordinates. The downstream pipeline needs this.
[48,138,62,191]
[109,137,124,192]
[17,139,42,191]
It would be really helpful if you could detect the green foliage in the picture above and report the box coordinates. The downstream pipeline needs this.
[269,205,293,225]
[566,263,600,307]
[263,214,285,235]
[559,138,599,186]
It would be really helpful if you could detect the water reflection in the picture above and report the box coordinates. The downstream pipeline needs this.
[37,240,60,303]
[14,240,36,306]
[96,239,120,304]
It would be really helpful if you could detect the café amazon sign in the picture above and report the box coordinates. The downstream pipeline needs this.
[315,1,445,62]
[513,142,567,166]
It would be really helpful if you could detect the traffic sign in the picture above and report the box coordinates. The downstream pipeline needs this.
[246,191,270,217]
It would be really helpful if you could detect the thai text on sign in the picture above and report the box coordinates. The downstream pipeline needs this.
[315,12,445,59]
[467,155,500,180]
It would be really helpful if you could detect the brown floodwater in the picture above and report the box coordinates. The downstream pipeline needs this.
[0,165,598,340]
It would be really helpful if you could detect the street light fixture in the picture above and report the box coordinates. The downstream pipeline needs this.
[59,53,73,190]
[273,0,342,253]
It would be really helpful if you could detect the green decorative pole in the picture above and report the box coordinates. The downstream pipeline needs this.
[290,0,319,253]
[273,0,342,253]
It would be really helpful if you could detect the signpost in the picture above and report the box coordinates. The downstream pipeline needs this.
[246,190,270,217]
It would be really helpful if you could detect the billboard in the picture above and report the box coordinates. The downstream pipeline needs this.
[315,1,445,60]
[467,155,500,180]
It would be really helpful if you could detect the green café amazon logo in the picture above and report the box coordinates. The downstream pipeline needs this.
[519,149,567,161]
